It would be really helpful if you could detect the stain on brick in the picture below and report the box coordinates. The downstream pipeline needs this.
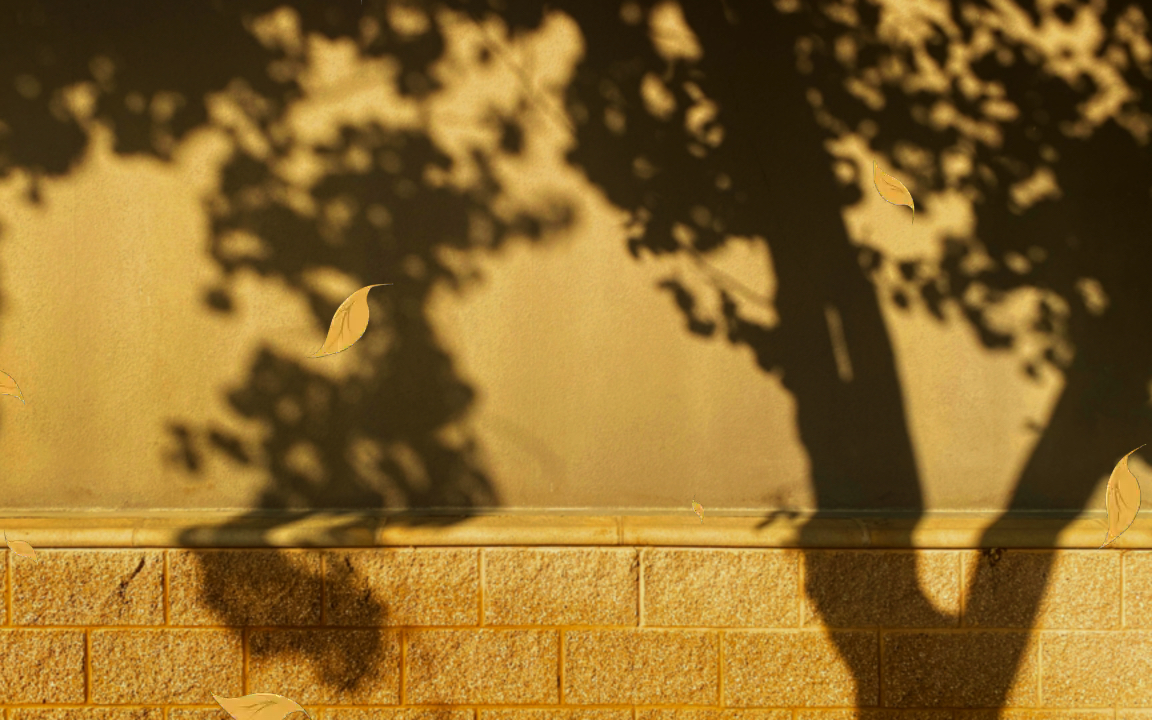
[90,629,241,704]
[564,629,718,705]
[325,549,478,626]
[12,550,163,626]
[645,549,796,628]
[169,550,322,626]
[0,629,86,703]
[407,629,559,704]
[485,549,637,626]
[883,631,1038,707]
[797,712,953,720]
[963,551,1119,629]
[248,629,401,704]
[724,630,876,707]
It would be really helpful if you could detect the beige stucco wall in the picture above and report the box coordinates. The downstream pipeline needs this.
[0,5,1142,517]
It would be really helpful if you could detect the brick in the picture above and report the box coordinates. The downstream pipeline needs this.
[484,549,637,626]
[91,629,241,703]
[1119,712,1152,720]
[12,550,163,626]
[168,550,322,626]
[798,713,953,720]
[724,630,876,707]
[325,549,478,626]
[1041,631,1152,706]
[564,629,718,704]
[882,631,1038,707]
[1,549,7,625]
[331,712,475,720]
[963,551,1119,629]
[1124,552,1152,627]
[644,549,796,628]
[643,712,793,720]
[9,711,163,720]
[485,712,630,720]
[0,629,86,702]
[248,629,400,704]
[407,629,559,704]
[958,713,1111,720]
[802,551,959,628]
[166,711,229,720]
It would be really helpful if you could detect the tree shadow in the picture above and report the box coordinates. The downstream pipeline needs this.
[443,0,1152,709]
[5,0,1152,709]
[2,0,571,694]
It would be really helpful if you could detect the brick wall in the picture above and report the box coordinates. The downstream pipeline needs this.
[3,547,1152,717]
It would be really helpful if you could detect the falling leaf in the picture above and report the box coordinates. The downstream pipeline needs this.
[213,694,312,720]
[307,284,392,358]
[4,531,35,559]
[0,371,24,404]
[873,160,915,224]
[1100,445,1144,548]
[691,495,704,523]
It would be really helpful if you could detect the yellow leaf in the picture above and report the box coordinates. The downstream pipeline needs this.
[213,694,311,720]
[4,531,35,559]
[873,160,915,224]
[307,284,392,358]
[691,495,704,523]
[1099,445,1144,548]
[0,370,24,404]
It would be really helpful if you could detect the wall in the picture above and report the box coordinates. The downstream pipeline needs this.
[3,544,1152,714]
[2,2,1144,519]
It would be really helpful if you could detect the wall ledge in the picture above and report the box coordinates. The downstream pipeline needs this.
[0,511,1147,548]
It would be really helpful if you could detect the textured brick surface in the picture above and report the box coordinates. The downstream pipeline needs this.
[564,629,718,704]
[9,711,164,720]
[882,631,1039,707]
[1125,552,1152,627]
[1,548,7,625]
[11,550,164,625]
[406,629,559,704]
[797,713,954,720]
[957,713,1111,720]
[723,630,877,707]
[90,629,241,703]
[485,712,631,720]
[166,710,230,720]
[331,712,475,720]
[326,549,478,626]
[248,629,401,704]
[484,549,637,626]
[1041,631,1152,706]
[168,550,322,626]
[803,551,959,628]
[0,629,86,703]
[642,712,793,720]
[962,551,1120,629]
[644,549,797,627]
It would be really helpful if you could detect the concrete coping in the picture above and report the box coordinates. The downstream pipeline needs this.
[0,510,1148,548]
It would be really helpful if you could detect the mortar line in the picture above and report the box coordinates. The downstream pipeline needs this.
[163,550,171,625]
[1037,629,1043,707]
[400,629,408,705]
[717,629,725,708]
[638,548,645,628]
[1120,550,1126,628]
[877,628,884,708]
[478,549,486,626]
[796,549,804,628]
[320,549,327,626]
[242,627,250,693]
[85,628,92,703]
[558,626,566,704]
